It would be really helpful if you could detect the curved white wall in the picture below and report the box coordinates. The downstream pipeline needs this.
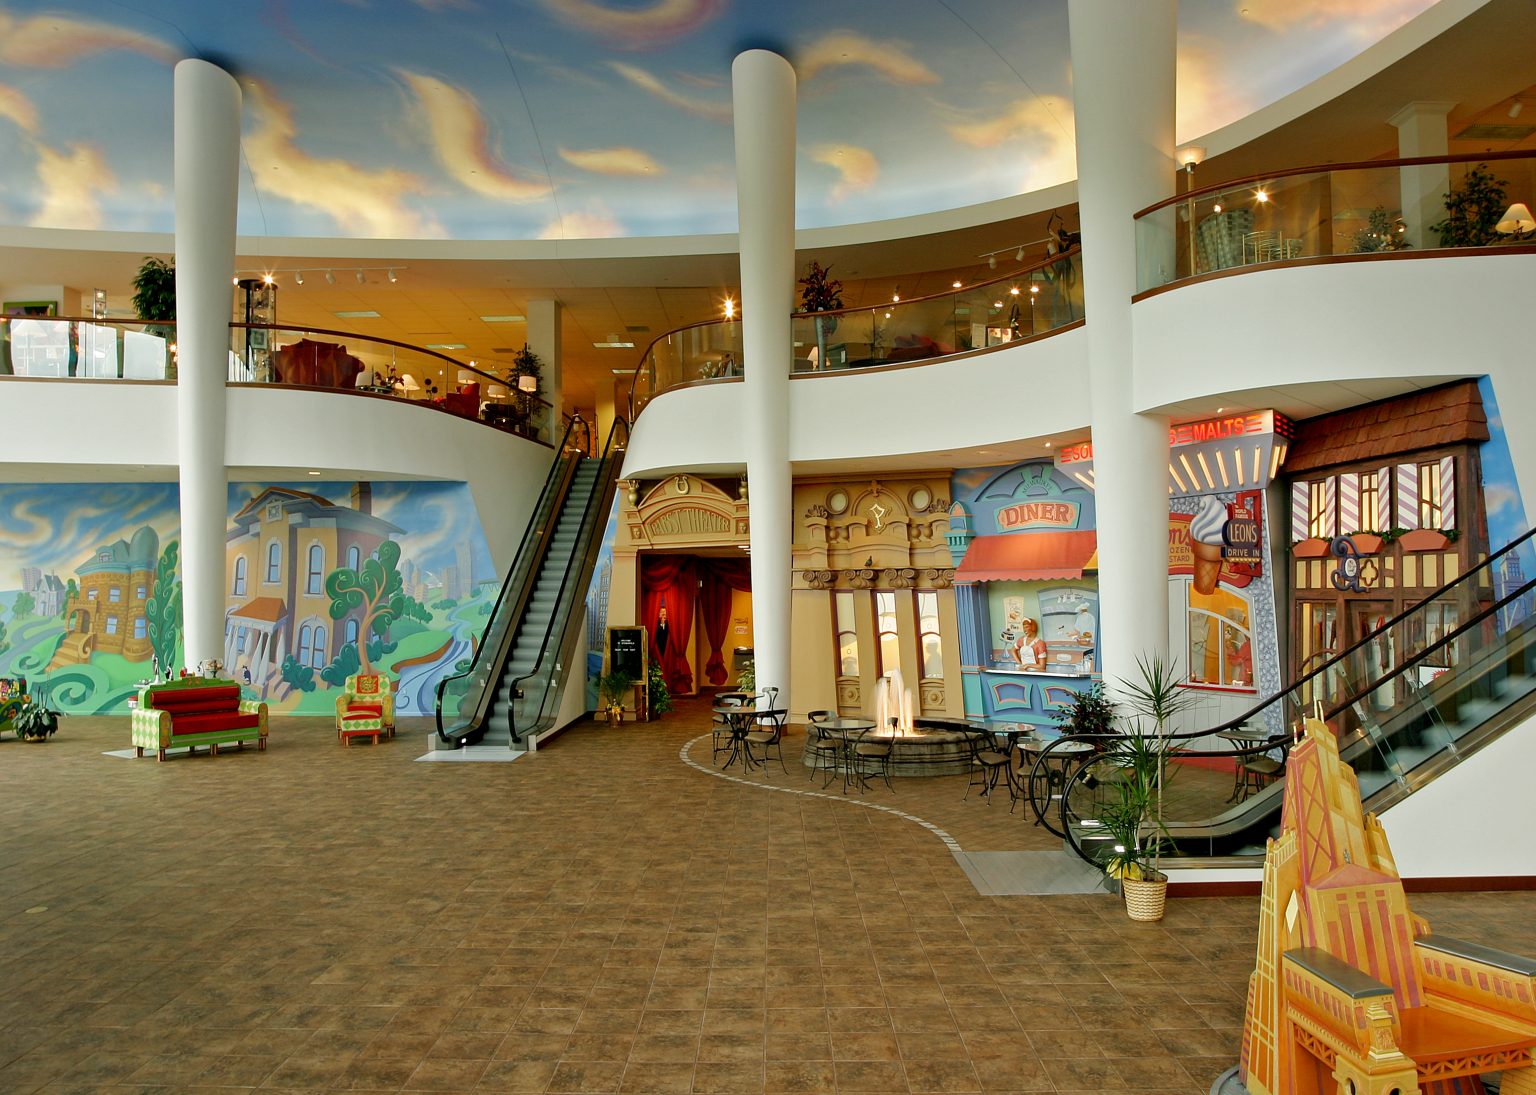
[1131,253,1536,499]
[623,325,1091,478]
[0,380,554,567]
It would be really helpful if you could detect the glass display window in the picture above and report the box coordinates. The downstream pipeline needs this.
[1187,585,1254,689]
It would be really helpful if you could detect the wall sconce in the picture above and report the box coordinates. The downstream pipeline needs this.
[1497,202,1535,239]
[517,374,539,393]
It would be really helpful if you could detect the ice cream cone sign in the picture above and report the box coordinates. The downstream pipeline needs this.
[1189,496,1227,595]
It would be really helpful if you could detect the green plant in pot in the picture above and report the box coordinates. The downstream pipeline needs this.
[1050,681,1118,739]
[798,261,842,371]
[647,660,673,718]
[131,256,177,379]
[597,669,634,723]
[1430,163,1509,248]
[1100,653,1200,920]
[735,657,755,696]
[1095,724,1172,920]
[507,344,543,425]
[13,699,62,741]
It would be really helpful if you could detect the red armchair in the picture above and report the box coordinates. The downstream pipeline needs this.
[438,382,481,418]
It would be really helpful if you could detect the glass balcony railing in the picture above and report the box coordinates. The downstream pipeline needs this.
[627,247,1083,420]
[1135,149,1536,293]
[0,315,564,446]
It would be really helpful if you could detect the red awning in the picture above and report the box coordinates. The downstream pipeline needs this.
[955,531,1099,583]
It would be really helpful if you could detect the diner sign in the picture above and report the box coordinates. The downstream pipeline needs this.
[995,500,1080,532]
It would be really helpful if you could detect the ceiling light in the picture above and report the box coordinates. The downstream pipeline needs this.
[333,310,380,318]
[262,273,274,286]
[1213,203,1223,213]
[593,341,636,349]
[1030,285,1039,294]
[307,471,321,476]
[388,269,397,283]
[231,277,238,285]
[325,270,336,285]
[295,271,304,285]
[1255,188,1270,203]
[1015,247,1024,262]
[480,315,525,323]
[426,342,467,350]
[1511,101,1525,119]
[723,297,736,320]
[988,255,997,269]
[952,280,962,289]
[1043,441,1052,448]
[1009,286,1020,296]
[356,270,366,284]
[891,291,900,302]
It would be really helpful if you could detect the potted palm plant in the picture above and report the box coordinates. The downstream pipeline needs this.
[1096,726,1171,921]
[13,699,62,742]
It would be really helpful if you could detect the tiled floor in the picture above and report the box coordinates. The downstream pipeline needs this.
[2,696,1533,1094]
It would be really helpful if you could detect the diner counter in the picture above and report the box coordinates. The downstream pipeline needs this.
[962,666,1100,728]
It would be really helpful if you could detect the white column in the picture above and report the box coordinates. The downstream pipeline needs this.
[1389,101,1456,249]
[594,377,619,455]
[174,59,241,669]
[732,49,795,711]
[527,297,562,443]
[1069,0,1176,689]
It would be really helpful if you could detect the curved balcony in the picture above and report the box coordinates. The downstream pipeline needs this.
[625,248,1083,421]
[1134,150,1536,295]
[0,314,569,448]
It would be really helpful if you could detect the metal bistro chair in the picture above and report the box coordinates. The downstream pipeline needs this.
[743,709,789,775]
[851,722,895,794]
[712,692,751,763]
[803,710,840,785]
[963,727,1014,804]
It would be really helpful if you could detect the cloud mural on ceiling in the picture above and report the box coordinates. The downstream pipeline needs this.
[0,0,1443,240]
[540,0,726,48]
[397,70,550,202]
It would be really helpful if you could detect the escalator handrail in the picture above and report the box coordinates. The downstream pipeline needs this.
[506,415,630,743]
[1148,526,1536,749]
[434,414,587,743]
[1057,571,1536,865]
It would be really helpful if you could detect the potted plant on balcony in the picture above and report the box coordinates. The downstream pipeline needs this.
[798,261,843,371]
[1431,164,1508,248]
[507,344,544,429]
[12,699,62,742]
[131,255,177,379]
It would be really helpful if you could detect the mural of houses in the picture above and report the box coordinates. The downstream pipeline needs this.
[53,526,158,666]
[21,567,66,617]
[224,485,402,693]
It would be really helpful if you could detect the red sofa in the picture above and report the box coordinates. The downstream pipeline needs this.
[130,679,269,761]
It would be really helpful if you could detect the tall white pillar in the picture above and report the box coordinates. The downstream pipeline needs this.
[1069,0,1176,689]
[174,60,241,668]
[527,297,562,443]
[1390,101,1456,249]
[732,50,795,711]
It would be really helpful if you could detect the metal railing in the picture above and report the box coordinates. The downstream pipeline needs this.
[625,247,1084,420]
[1134,149,1536,293]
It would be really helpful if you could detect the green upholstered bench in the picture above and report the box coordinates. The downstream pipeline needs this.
[130,678,268,761]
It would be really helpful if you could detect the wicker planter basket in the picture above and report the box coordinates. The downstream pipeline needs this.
[1122,873,1168,922]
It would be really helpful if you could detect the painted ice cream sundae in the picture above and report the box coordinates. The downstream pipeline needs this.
[1189,496,1227,595]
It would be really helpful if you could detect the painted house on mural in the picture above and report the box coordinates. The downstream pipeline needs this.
[52,525,158,667]
[224,485,402,692]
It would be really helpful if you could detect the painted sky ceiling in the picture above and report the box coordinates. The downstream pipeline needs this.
[0,0,1436,242]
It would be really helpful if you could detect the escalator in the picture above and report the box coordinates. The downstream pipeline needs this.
[435,416,627,750]
[1035,529,1536,868]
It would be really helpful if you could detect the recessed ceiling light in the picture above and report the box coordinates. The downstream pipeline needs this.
[334,310,380,318]
[593,341,635,349]
[480,314,525,323]
[426,343,467,350]
[611,368,635,375]
[307,471,322,476]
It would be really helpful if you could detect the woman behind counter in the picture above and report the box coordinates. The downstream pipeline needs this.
[1012,617,1048,670]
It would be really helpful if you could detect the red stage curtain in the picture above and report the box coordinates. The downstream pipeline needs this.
[640,555,696,696]
[696,558,753,686]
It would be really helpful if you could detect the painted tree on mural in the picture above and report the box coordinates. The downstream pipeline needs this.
[324,539,411,676]
[11,592,34,619]
[145,542,182,671]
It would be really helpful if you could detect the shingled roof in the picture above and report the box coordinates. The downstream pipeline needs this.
[1284,380,1488,475]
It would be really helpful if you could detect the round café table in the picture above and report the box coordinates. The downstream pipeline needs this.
[814,716,878,793]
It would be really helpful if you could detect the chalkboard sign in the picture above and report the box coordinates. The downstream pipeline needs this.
[608,626,647,682]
